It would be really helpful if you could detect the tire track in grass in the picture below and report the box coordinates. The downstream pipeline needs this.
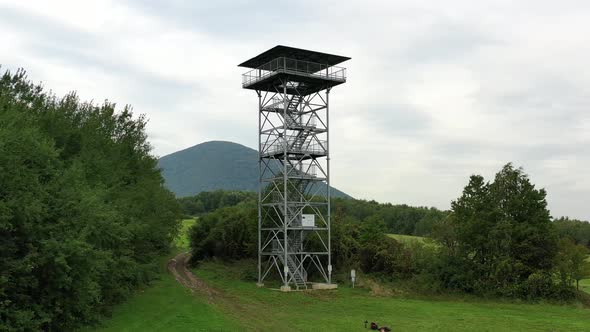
[168,252,274,330]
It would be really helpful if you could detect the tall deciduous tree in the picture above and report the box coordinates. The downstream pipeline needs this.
[450,163,558,296]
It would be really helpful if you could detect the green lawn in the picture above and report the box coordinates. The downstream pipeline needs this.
[89,225,590,331]
[87,269,238,332]
[88,217,239,332]
[194,262,590,332]
[89,260,590,332]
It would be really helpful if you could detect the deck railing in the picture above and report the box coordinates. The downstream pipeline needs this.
[242,57,346,86]
[261,138,327,156]
[286,164,317,178]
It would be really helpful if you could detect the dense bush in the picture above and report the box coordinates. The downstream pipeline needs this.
[189,201,257,263]
[0,69,180,331]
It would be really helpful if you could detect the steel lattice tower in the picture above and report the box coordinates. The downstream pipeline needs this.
[239,46,349,290]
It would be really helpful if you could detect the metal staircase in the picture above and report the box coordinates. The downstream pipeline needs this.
[283,236,308,290]
[286,96,313,154]
[289,235,302,253]
[260,94,328,158]
[270,230,308,290]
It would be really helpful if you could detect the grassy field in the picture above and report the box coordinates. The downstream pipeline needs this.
[193,261,590,332]
[87,268,238,331]
[387,233,427,243]
[87,217,241,332]
[89,225,590,331]
[174,218,197,249]
[387,233,440,249]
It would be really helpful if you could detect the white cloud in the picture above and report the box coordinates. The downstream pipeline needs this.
[1,0,588,220]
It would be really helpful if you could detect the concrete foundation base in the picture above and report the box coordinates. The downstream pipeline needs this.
[311,283,338,290]
[280,285,292,292]
[256,282,265,288]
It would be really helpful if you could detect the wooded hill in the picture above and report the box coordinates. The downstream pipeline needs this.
[157,140,351,198]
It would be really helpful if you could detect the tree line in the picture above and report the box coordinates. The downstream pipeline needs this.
[0,69,180,331]
[554,217,590,249]
[189,164,590,300]
[180,191,448,236]
[177,190,256,217]
[331,198,448,236]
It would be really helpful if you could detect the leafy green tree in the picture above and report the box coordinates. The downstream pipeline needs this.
[189,201,257,262]
[331,206,361,267]
[555,238,590,291]
[449,163,560,297]
[431,216,458,256]
[0,68,180,330]
[359,215,387,245]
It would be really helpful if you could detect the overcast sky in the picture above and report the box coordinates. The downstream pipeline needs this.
[1,0,589,220]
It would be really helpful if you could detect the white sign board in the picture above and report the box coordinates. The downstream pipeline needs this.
[302,214,315,227]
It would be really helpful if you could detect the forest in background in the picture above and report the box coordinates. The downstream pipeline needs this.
[178,190,448,236]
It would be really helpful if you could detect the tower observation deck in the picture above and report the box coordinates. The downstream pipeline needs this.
[240,45,350,290]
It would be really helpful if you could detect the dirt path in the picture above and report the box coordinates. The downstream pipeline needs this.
[167,252,219,303]
[167,253,272,330]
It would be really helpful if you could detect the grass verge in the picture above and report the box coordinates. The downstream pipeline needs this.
[87,218,240,331]
[89,224,590,331]
[194,260,590,332]
[87,270,238,331]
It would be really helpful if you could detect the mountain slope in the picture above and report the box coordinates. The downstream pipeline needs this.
[158,141,351,198]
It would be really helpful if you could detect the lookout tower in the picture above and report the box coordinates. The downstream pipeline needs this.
[239,45,350,290]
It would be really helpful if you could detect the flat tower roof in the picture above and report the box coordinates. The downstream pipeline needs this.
[238,45,350,68]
